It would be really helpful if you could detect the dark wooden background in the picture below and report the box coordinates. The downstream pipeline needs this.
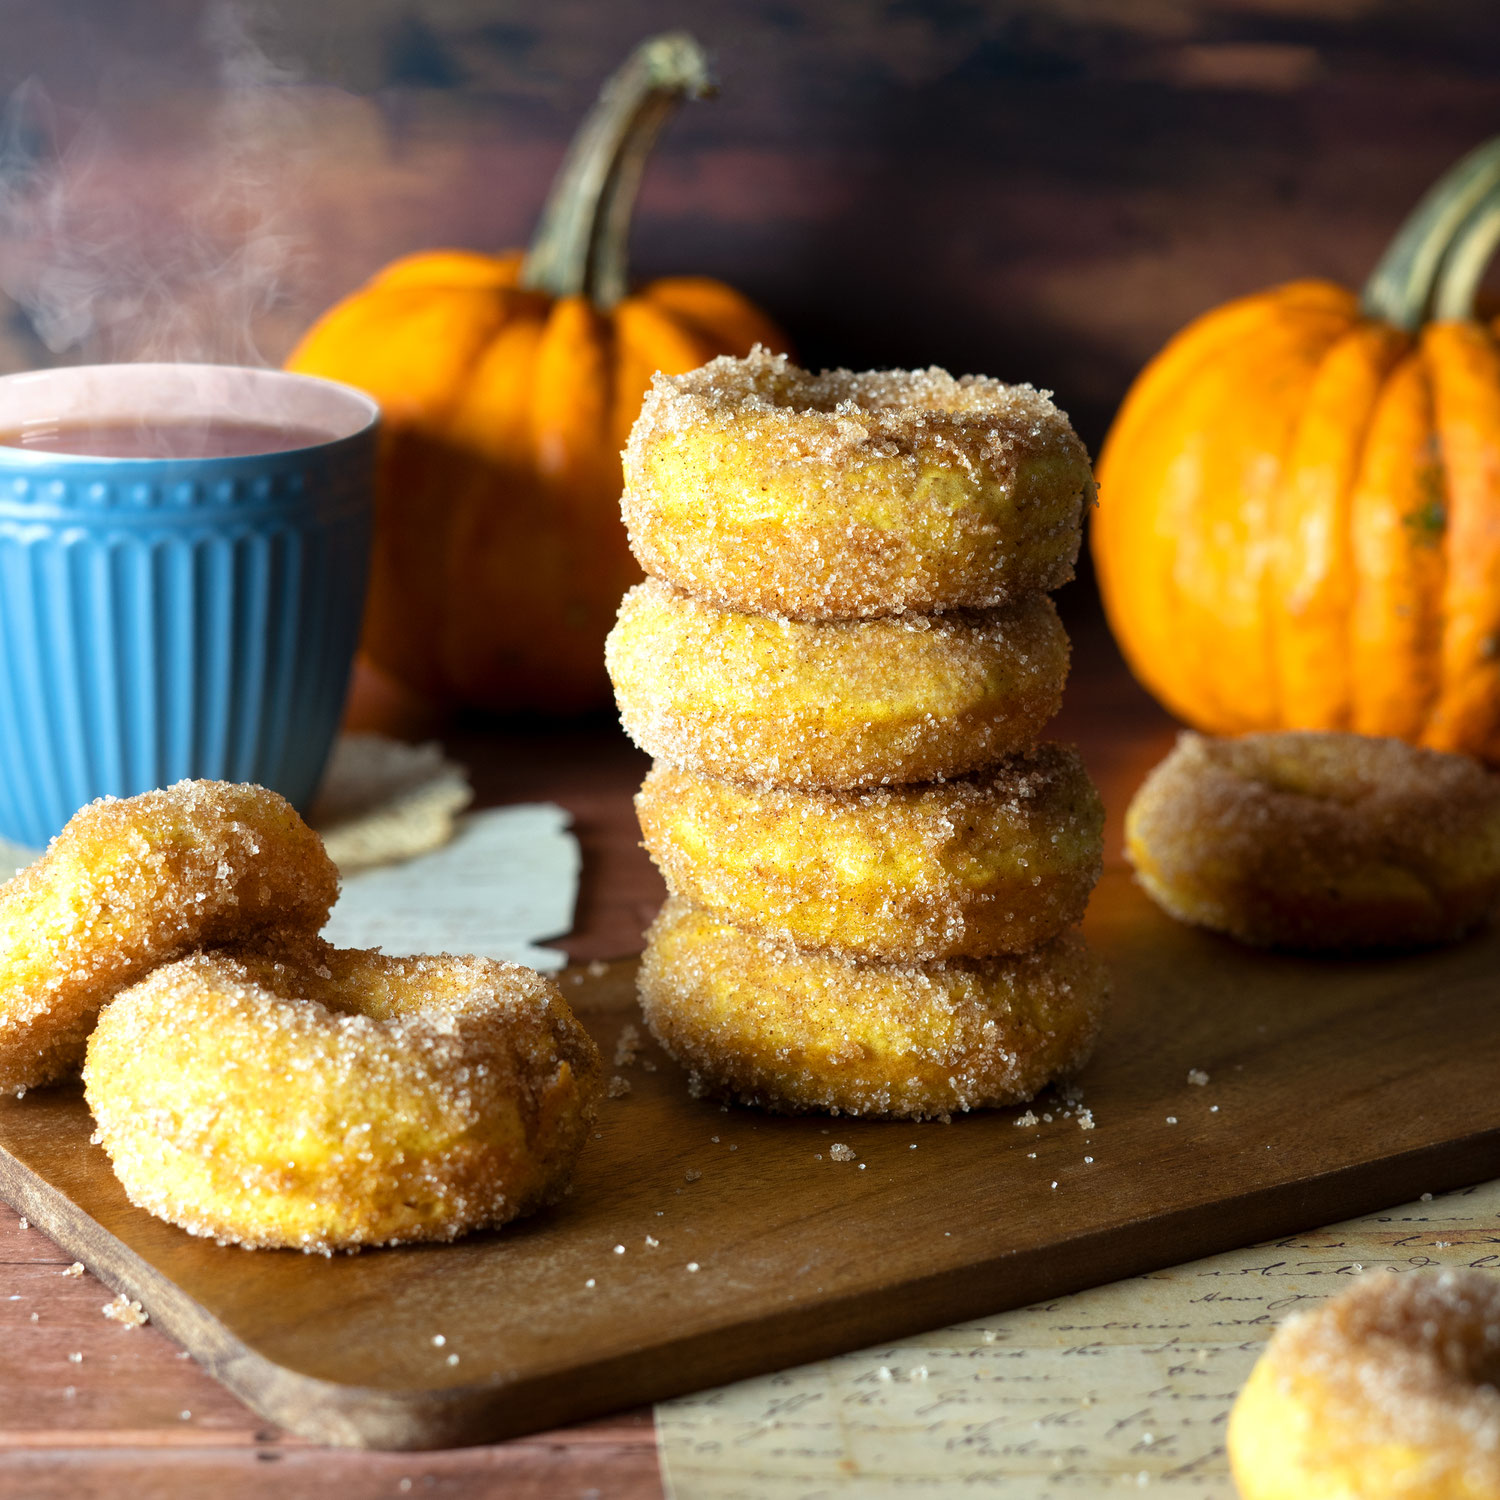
[1,0,1499,456]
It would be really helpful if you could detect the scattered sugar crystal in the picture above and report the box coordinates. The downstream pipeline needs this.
[1076,1109,1094,1131]
[446,1354,459,1366]
[67,1352,81,1363]
[645,1236,659,1248]
[102,1295,146,1329]
[1014,1111,1038,1128]
[17,1219,26,1230]
[829,1143,857,1162]
[586,960,608,979]
[1166,1117,1178,1125]
[62,1264,84,1278]
[613,1024,642,1067]
[613,1245,625,1255]
[684,1170,701,1183]
[607,1076,632,1099]
[1187,1069,1210,1086]
[431,1335,446,1347]
[1421,1192,1434,1202]
[686,1262,700,1273]
[585,1279,596,1289]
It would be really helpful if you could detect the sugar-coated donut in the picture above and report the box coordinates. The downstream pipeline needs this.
[0,781,338,1095]
[638,897,1107,1119]
[1228,1269,1500,1500]
[607,578,1069,790]
[637,746,1103,962]
[1126,731,1500,950]
[622,349,1093,619]
[84,942,602,1253]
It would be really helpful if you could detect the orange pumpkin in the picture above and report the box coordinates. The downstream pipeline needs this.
[287,34,791,714]
[1094,138,1500,760]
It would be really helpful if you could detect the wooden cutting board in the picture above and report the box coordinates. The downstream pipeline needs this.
[0,867,1496,1451]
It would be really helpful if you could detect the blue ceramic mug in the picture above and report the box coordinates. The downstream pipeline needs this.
[0,363,379,846]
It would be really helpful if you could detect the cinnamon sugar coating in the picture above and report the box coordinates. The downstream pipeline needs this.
[0,781,338,1095]
[1228,1269,1500,1499]
[638,897,1106,1119]
[1126,731,1500,950]
[84,941,602,1253]
[622,349,1092,619]
[637,746,1103,962]
[606,578,1069,790]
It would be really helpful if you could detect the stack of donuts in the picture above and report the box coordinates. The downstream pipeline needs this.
[607,349,1111,1119]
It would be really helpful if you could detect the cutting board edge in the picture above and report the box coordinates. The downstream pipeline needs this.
[2,1123,1496,1450]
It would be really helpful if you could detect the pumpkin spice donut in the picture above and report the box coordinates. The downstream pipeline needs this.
[606,578,1069,789]
[84,941,603,1253]
[1126,730,1500,950]
[638,897,1108,1119]
[622,348,1094,619]
[0,781,338,1095]
[1228,1269,1500,1499]
[637,746,1104,962]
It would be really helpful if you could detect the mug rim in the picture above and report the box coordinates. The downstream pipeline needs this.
[0,362,381,465]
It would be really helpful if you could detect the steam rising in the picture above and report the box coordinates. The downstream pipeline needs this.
[0,1,310,368]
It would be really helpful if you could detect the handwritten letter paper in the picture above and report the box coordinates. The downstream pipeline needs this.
[658,1180,1500,1498]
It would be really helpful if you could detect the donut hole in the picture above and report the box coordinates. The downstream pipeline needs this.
[1334,1271,1500,1411]
[232,946,495,1026]
[681,351,1024,423]
[1220,737,1372,804]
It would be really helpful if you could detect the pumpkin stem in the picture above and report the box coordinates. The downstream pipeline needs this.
[1361,137,1500,330]
[520,33,715,310]
[1432,185,1500,321]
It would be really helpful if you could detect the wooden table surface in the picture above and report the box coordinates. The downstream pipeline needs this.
[0,601,1176,1498]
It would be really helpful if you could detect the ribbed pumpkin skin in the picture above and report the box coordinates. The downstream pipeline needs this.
[286,250,787,713]
[1093,280,1500,761]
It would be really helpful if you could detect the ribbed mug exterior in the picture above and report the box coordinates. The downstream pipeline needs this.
[0,366,378,847]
